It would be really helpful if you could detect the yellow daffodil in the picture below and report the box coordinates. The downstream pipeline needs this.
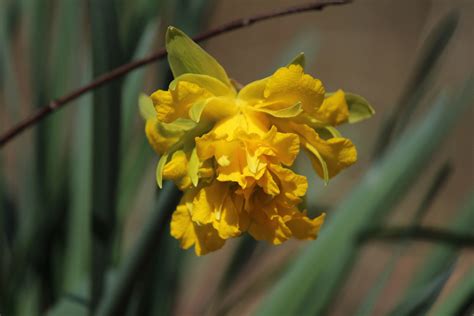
[140,27,374,255]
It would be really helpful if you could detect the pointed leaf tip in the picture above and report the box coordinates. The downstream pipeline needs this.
[165,26,231,87]
[288,52,306,68]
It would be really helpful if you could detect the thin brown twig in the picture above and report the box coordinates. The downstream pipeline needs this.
[359,226,474,247]
[0,0,350,148]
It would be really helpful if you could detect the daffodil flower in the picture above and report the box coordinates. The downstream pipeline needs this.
[140,26,374,255]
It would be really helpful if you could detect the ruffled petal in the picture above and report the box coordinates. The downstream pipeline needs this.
[286,212,325,240]
[262,64,325,115]
[171,192,225,256]
[313,89,349,126]
[144,118,182,154]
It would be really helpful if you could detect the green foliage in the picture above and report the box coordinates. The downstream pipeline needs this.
[166,26,231,86]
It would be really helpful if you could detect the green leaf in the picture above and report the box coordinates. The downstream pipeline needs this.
[389,266,454,316]
[305,141,329,185]
[188,100,207,122]
[138,94,156,120]
[255,102,303,118]
[162,118,197,132]
[88,0,124,310]
[344,93,375,123]
[355,162,453,316]
[315,126,341,139]
[123,20,160,134]
[287,52,305,68]
[390,191,474,315]
[188,148,200,186]
[166,26,231,86]
[95,182,182,316]
[255,77,474,316]
[156,153,169,189]
[62,57,93,294]
[372,11,459,158]
[429,268,474,316]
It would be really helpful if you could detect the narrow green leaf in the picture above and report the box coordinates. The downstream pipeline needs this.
[256,78,474,316]
[62,63,93,293]
[390,191,474,315]
[88,0,124,311]
[287,52,306,68]
[372,11,459,158]
[95,182,182,316]
[166,26,231,86]
[255,102,303,118]
[305,141,329,185]
[122,20,159,140]
[355,161,453,316]
[162,118,197,132]
[389,266,454,316]
[189,100,207,122]
[315,126,341,139]
[430,268,474,316]
[344,93,375,123]
[188,148,200,186]
[156,153,169,189]
[138,94,156,121]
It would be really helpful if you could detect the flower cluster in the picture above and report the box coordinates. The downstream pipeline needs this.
[140,27,373,255]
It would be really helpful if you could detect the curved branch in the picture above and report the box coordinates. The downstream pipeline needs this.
[0,0,350,148]
[359,226,474,247]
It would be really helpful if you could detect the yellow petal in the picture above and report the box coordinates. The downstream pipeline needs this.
[192,182,242,239]
[269,164,308,203]
[314,89,349,126]
[163,150,188,179]
[257,170,280,196]
[262,126,300,166]
[282,122,357,179]
[286,212,325,240]
[171,192,225,256]
[170,201,196,250]
[145,118,181,154]
[161,150,192,190]
[263,64,325,115]
[310,136,357,179]
[170,73,234,97]
[248,204,292,245]
[151,80,212,123]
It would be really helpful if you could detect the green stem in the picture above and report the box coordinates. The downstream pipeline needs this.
[95,181,181,316]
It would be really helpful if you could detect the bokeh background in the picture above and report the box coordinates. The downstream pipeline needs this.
[0,0,473,315]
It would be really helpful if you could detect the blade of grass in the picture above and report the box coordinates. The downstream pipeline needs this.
[133,225,184,316]
[96,181,182,316]
[117,20,160,222]
[372,11,459,159]
[355,161,453,316]
[389,191,474,315]
[62,61,93,292]
[120,19,160,145]
[391,265,455,316]
[429,268,474,316]
[256,77,474,316]
[88,0,124,311]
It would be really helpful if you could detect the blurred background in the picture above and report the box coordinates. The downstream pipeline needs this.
[0,0,473,315]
